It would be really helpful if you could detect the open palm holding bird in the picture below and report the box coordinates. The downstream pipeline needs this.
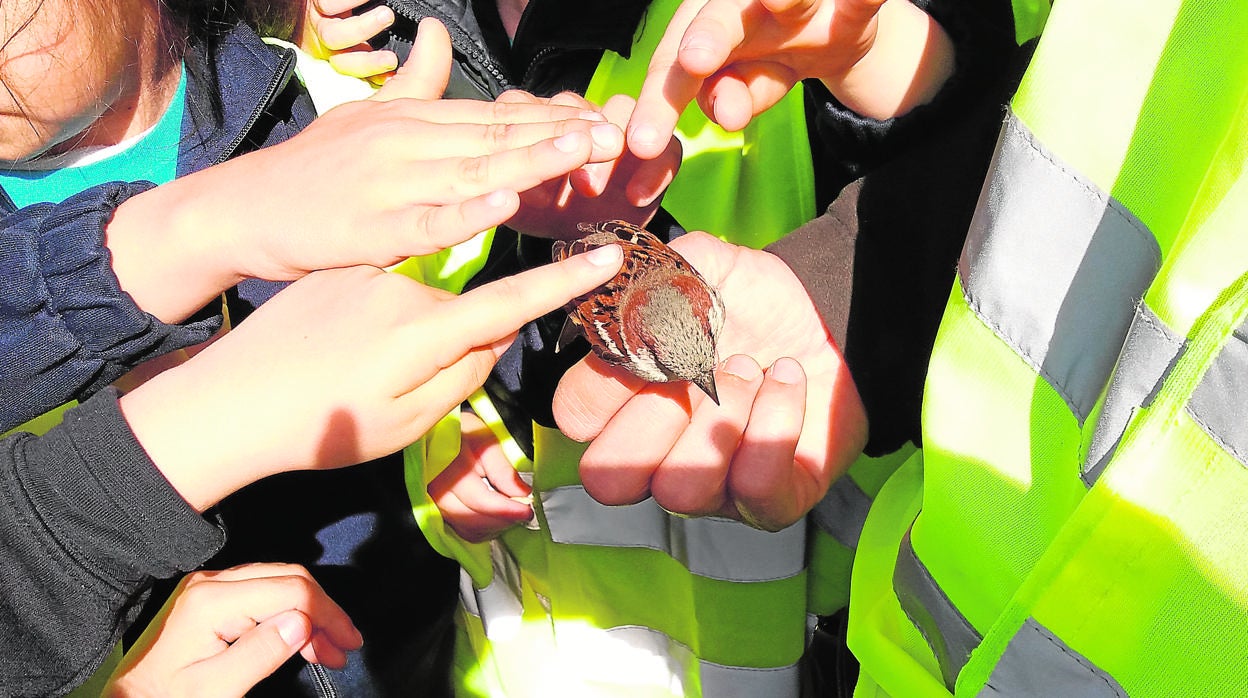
[554,229,867,530]
[553,220,724,403]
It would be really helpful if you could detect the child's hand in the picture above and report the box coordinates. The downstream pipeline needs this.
[626,0,954,159]
[428,411,534,543]
[499,91,682,239]
[120,245,623,513]
[103,564,361,698]
[108,19,628,324]
[297,0,399,83]
[554,232,867,532]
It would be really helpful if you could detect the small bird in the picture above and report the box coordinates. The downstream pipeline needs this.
[552,220,724,403]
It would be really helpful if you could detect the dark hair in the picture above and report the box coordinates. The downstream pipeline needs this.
[158,0,302,47]
[157,0,301,129]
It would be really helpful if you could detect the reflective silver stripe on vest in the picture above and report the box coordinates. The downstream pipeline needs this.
[960,112,1161,423]
[459,541,524,637]
[811,475,872,549]
[978,617,1127,697]
[541,486,803,584]
[1188,318,1248,467]
[894,526,981,690]
[701,657,800,697]
[541,485,805,582]
[1083,303,1186,485]
[602,625,801,698]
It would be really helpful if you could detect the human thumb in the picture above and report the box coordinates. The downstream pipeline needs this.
[372,17,452,101]
[191,611,310,696]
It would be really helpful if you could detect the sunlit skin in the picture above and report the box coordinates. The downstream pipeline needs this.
[0,0,177,162]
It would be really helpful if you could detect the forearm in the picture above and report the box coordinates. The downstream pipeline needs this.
[824,0,955,120]
[0,390,224,695]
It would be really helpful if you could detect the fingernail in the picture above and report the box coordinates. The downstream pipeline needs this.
[276,613,310,649]
[584,244,623,266]
[368,5,395,25]
[485,189,512,208]
[554,131,586,153]
[580,110,608,122]
[590,123,622,150]
[681,31,714,54]
[769,357,804,385]
[722,355,761,381]
[629,124,659,148]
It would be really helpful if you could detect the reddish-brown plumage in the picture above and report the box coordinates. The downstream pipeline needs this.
[552,220,724,402]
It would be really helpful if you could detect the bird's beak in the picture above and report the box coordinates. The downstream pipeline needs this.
[695,373,719,405]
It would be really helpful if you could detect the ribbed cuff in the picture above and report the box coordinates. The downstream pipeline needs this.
[23,388,225,588]
[39,182,223,372]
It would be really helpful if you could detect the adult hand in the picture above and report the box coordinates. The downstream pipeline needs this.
[499,91,683,238]
[107,19,627,323]
[626,0,953,159]
[428,411,534,543]
[552,232,866,531]
[296,0,399,83]
[121,244,624,513]
[103,564,360,698]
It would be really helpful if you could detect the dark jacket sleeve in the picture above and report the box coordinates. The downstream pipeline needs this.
[805,0,1018,199]
[773,2,1032,456]
[0,388,226,697]
[0,182,223,432]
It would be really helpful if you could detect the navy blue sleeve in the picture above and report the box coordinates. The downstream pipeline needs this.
[0,182,223,432]
[0,388,226,696]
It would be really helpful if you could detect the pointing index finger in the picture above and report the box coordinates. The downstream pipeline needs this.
[442,245,623,353]
[627,0,715,159]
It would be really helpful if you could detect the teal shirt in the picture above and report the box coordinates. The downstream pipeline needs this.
[0,67,186,208]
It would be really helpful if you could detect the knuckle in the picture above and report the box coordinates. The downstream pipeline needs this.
[497,89,535,104]
[551,90,588,108]
[272,574,318,601]
[484,120,516,150]
[456,155,490,188]
[266,562,311,577]
[179,580,215,608]
[490,100,520,122]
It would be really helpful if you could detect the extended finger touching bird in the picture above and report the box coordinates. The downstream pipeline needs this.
[552,220,724,403]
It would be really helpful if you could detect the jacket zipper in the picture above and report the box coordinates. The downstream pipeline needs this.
[387,2,514,92]
[213,50,297,165]
[521,46,560,88]
[307,662,339,698]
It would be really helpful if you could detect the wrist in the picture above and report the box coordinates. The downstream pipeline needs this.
[821,0,955,120]
[118,359,255,513]
[106,173,245,323]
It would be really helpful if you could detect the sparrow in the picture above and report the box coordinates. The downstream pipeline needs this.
[552,220,725,403]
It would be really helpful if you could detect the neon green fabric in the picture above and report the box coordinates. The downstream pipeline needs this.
[1008,0,1050,45]
[960,264,1248,696]
[850,0,1248,694]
